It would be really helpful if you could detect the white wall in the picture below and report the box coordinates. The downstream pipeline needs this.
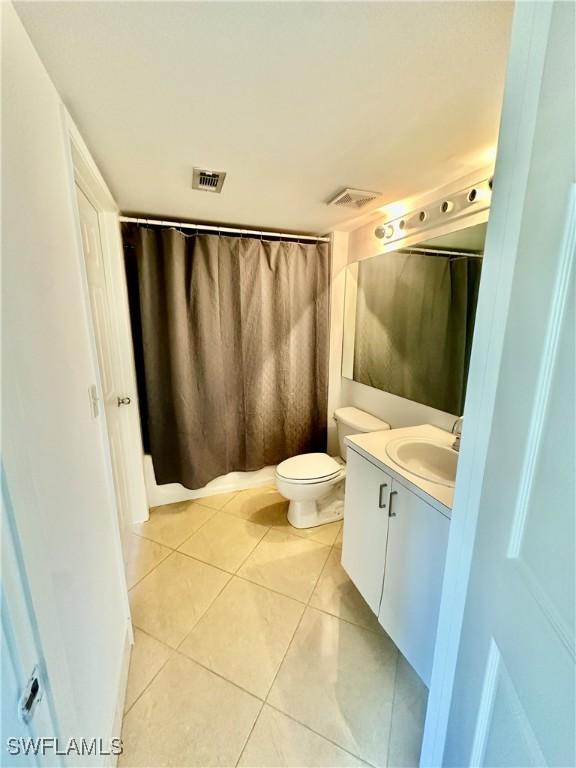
[340,378,458,432]
[326,231,349,454]
[2,2,129,745]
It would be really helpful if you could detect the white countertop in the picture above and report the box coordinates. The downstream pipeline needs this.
[345,424,456,518]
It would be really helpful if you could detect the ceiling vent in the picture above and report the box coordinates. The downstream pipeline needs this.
[192,168,226,193]
[327,187,380,209]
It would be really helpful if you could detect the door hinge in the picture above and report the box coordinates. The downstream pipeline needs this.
[89,385,100,418]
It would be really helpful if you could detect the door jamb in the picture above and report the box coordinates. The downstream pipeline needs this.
[61,107,148,528]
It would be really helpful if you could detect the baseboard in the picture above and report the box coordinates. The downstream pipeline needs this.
[105,620,133,768]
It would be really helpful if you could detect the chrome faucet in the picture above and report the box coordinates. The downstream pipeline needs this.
[451,417,464,452]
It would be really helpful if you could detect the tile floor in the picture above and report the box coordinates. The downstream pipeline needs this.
[120,485,427,767]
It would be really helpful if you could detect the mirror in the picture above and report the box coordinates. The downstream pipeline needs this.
[342,222,486,416]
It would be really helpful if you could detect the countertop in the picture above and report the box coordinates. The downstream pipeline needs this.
[345,424,456,519]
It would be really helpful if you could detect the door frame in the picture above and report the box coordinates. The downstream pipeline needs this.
[420,3,563,764]
[61,107,148,527]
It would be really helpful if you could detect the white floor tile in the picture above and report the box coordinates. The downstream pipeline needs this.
[310,547,382,632]
[129,552,229,647]
[135,501,215,549]
[238,529,330,602]
[179,512,267,573]
[268,607,398,766]
[124,628,172,712]
[123,533,171,589]
[119,654,261,767]
[239,705,369,767]
[180,577,304,698]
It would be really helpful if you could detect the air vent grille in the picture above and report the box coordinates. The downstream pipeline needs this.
[192,168,226,193]
[328,187,380,209]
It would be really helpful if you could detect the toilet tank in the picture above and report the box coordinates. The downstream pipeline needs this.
[334,407,390,459]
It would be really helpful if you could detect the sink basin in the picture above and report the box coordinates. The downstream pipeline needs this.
[385,437,458,487]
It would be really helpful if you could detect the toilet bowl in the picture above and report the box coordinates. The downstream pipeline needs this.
[275,407,390,529]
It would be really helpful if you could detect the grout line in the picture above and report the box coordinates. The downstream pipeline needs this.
[232,572,308,606]
[121,636,173,718]
[264,702,377,768]
[232,528,271,574]
[263,602,307,702]
[173,507,224,551]
[259,534,331,705]
[176,547,249,579]
[124,492,397,765]
[174,571,234,650]
[122,629,264,723]
[172,647,264,703]
[234,700,266,767]
[385,649,401,768]
[125,547,172,591]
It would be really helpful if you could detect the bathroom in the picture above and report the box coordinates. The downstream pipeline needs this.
[3,2,574,768]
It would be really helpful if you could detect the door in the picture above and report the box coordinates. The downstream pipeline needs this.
[2,477,60,767]
[434,3,575,765]
[76,186,132,532]
[378,483,449,687]
[341,447,391,613]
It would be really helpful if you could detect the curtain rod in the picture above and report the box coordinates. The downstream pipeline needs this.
[401,246,483,258]
[119,216,330,243]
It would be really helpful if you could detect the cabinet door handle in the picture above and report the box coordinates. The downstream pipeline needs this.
[378,483,388,508]
[389,490,398,517]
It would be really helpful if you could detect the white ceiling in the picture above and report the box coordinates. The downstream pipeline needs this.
[16,1,513,234]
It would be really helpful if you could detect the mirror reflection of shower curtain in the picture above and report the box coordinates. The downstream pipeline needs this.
[123,225,330,490]
[353,251,482,415]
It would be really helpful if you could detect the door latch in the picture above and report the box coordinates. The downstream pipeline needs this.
[19,665,43,724]
[117,396,131,407]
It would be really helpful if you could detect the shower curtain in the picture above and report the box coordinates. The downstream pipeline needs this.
[353,251,482,415]
[123,224,331,490]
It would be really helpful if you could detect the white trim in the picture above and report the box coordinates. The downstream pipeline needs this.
[60,104,133,622]
[62,108,149,526]
[469,639,501,767]
[420,4,554,765]
[507,190,575,558]
[470,639,547,768]
[105,621,133,768]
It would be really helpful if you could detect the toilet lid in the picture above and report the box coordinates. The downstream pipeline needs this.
[276,453,341,482]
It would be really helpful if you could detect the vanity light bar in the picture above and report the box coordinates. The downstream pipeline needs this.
[374,178,493,241]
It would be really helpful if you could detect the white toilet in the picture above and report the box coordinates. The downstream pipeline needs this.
[275,407,390,529]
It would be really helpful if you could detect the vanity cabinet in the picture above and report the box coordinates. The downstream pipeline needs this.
[378,481,449,686]
[342,445,449,686]
[341,447,392,614]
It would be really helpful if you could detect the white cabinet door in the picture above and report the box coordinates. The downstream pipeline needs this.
[378,483,449,686]
[341,447,392,614]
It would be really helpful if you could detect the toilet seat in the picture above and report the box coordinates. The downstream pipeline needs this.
[276,453,342,484]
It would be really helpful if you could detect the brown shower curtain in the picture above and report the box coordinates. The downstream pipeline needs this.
[123,225,331,490]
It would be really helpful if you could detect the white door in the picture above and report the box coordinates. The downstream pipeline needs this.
[76,186,132,532]
[2,484,60,767]
[378,484,449,687]
[341,448,392,613]
[429,3,575,765]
